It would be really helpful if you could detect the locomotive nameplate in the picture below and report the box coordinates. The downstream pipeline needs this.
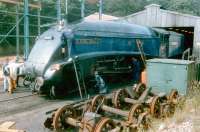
[75,38,100,45]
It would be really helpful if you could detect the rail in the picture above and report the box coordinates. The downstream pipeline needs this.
[0,93,37,103]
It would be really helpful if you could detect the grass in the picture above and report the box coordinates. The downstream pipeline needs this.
[148,83,200,132]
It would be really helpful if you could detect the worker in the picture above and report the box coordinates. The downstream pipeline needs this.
[2,59,9,92]
[6,60,22,94]
[132,57,141,83]
[16,60,25,87]
[94,71,107,94]
[6,62,16,94]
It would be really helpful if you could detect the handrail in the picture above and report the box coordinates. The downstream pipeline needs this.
[182,48,190,60]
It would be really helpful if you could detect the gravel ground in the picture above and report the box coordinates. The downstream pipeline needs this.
[0,100,74,132]
[0,81,78,132]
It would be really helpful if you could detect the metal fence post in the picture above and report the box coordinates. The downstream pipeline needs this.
[16,3,19,61]
[24,0,29,60]
[57,0,61,22]
[99,0,103,20]
[81,0,85,19]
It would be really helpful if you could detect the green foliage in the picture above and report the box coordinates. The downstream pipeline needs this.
[102,0,200,16]
[103,0,148,16]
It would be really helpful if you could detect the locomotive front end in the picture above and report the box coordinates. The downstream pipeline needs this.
[24,25,67,92]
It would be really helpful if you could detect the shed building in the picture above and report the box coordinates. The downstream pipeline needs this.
[116,4,200,59]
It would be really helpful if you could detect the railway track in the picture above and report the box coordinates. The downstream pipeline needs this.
[0,93,37,103]
[0,90,60,119]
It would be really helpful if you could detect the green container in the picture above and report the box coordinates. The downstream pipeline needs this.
[147,59,197,95]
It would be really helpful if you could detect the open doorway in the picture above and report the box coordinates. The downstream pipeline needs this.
[166,27,194,51]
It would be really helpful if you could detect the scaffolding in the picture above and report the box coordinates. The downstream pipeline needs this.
[0,0,39,60]
[0,0,103,60]
[0,0,58,60]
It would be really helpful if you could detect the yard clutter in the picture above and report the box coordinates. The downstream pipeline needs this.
[44,83,180,132]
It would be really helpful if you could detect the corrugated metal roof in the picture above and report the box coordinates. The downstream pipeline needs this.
[84,12,119,21]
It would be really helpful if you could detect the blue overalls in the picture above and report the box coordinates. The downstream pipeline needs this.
[95,74,107,94]
[132,60,141,83]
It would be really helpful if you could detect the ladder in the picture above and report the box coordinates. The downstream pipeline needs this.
[73,59,87,99]
[136,39,146,67]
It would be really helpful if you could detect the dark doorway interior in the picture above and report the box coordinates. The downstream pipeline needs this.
[165,27,194,53]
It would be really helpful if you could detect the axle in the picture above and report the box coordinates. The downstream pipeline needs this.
[90,95,143,124]
[101,105,129,117]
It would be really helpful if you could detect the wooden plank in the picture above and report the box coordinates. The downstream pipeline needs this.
[0,122,25,132]
[0,121,15,129]
[0,128,25,132]
[0,0,41,9]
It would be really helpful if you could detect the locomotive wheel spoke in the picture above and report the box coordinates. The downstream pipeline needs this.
[133,83,146,98]
[90,95,105,112]
[128,104,143,123]
[138,112,151,130]
[150,96,161,117]
[53,105,77,131]
[113,89,129,108]
[79,122,93,132]
[168,89,179,104]
[94,118,116,132]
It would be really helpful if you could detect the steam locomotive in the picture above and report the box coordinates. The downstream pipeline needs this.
[24,21,182,97]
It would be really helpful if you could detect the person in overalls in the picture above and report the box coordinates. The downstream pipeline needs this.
[132,57,141,83]
[94,71,107,94]
[6,61,19,94]
[2,61,9,92]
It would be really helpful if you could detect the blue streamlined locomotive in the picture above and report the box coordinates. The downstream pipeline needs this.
[25,21,160,97]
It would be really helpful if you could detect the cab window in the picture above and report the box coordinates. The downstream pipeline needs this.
[51,39,68,61]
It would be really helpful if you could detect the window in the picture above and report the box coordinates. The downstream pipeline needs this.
[51,39,68,62]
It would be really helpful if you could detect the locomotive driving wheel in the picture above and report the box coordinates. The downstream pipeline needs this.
[150,96,161,117]
[168,89,179,104]
[133,83,146,98]
[53,105,77,131]
[112,89,129,109]
[94,118,116,132]
[159,96,172,117]
[127,104,144,124]
[166,89,179,116]
[137,112,151,130]
[79,121,93,132]
[90,95,105,112]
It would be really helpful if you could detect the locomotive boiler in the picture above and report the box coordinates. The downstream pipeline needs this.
[25,21,160,97]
